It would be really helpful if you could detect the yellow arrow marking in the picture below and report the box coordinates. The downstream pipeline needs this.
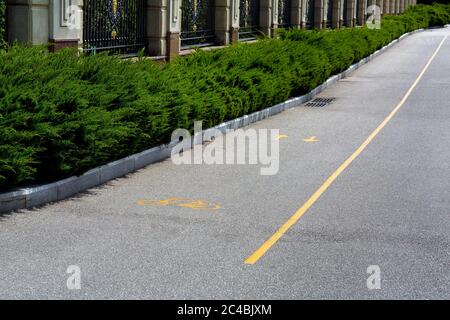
[275,134,289,140]
[303,136,319,142]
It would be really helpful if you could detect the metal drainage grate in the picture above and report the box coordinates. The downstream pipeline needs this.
[304,97,336,107]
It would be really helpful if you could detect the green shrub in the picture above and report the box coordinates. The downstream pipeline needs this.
[0,4,449,191]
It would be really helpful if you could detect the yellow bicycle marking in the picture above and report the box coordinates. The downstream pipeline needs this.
[137,198,221,211]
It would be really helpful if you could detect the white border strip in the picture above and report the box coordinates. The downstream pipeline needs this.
[0,28,424,213]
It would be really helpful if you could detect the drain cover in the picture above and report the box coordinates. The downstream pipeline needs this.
[304,97,336,107]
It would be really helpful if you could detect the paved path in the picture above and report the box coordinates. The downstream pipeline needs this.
[1,27,449,299]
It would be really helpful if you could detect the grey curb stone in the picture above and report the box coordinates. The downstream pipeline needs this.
[57,168,101,201]
[0,29,424,214]
[25,183,58,208]
[0,190,27,212]
[99,156,136,184]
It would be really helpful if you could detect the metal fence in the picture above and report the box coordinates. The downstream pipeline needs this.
[83,0,145,55]
[239,0,260,40]
[305,0,315,28]
[278,0,292,28]
[343,0,349,26]
[326,0,333,27]
[181,0,216,48]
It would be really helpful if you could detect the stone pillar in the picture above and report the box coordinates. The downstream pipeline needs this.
[146,0,168,56]
[344,0,355,27]
[49,0,83,51]
[272,0,279,36]
[383,0,390,14]
[395,0,400,14]
[331,0,341,28]
[230,0,239,43]
[291,0,303,29]
[399,0,404,13]
[322,0,328,28]
[314,0,324,29]
[215,0,231,45]
[376,0,383,15]
[167,0,181,60]
[389,0,395,14]
[357,0,367,26]
[260,0,274,36]
[7,0,49,45]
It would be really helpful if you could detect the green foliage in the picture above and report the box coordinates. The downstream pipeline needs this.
[1,4,449,191]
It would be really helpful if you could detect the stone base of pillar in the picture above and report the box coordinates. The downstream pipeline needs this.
[230,27,239,44]
[48,39,79,52]
[147,38,166,57]
[271,27,278,38]
[166,32,180,61]
[314,2,324,29]
[215,31,230,46]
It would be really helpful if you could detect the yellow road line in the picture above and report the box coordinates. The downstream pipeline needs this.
[245,35,448,265]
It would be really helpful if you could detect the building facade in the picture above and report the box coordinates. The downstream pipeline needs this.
[6,0,417,59]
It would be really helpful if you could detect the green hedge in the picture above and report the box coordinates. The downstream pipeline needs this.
[0,0,5,48]
[0,4,449,191]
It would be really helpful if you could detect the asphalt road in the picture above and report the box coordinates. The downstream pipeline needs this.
[0,27,449,299]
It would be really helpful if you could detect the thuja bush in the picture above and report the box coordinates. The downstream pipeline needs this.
[0,4,449,191]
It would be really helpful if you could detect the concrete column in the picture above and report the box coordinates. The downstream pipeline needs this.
[376,0,383,15]
[49,0,83,50]
[323,0,329,28]
[331,0,341,28]
[389,0,394,14]
[215,0,231,45]
[290,0,303,29]
[272,0,278,35]
[146,0,168,56]
[383,0,390,14]
[399,0,404,13]
[260,0,274,36]
[395,0,400,14]
[230,0,239,43]
[314,0,324,29]
[344,0,355,27]
[167,0,181,60]
[7,0,49,45]
[357,0,367,26]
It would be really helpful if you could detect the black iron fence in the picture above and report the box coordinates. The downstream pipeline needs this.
[326,0,333,27]
[305,0,315,28]
[239,0,260,40]
[343,0,349,26]
[181,0,215,48]
[356,0,361,25]
[83,0,145,55]
[278,0,291,28]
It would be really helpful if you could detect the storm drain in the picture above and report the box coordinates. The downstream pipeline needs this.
[304,97,336,107]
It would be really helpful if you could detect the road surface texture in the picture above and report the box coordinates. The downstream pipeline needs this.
[1,27,449,299]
